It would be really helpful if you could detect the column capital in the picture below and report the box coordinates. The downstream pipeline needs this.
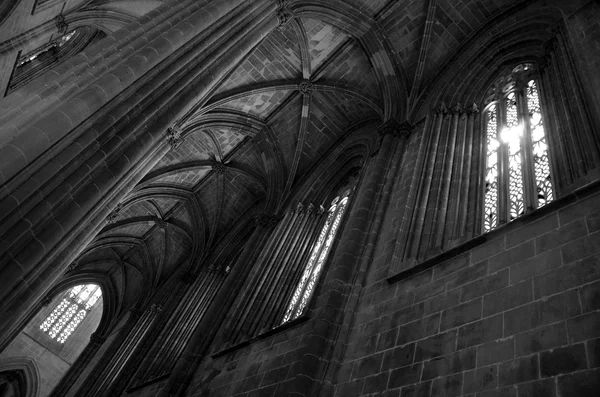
[106,202,123,224]
[450,102,464,115]
[276,1,293,29]
[377,119,412,139]
[166,124,184,150]
[255,213,280,229]
[89,332,107,344]
[294,202,304,214]
[54,15,68,34]
[465,103,479,115]
[432,102,448,115]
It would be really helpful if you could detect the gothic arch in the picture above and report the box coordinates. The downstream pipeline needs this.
[0,357,40,397]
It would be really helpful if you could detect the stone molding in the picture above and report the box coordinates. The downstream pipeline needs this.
[106,202,123,224]
[54,14,68,34]
[276,1,292,29]
[212,161,227,174]
[166,125,184,150]
[89,332,107,344]
[377,119,413,139]
[298,80,314,95]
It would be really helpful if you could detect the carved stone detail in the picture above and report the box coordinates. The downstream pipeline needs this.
[298,80,314,95]
[166,125,183,150]
[67,262,77,272]
[212,161,227,174]
[377,119,412,139]
[106,203,123,224]
[55,15,68,34]
[294,202,304,214]
[149,304,162,314]
[466,103,479,115]
[451,102,464,115]
[306,203,316,215]
[255,213,279,229]
[41,295,52,307]
[89,332,107,344]
[276,1,293,29]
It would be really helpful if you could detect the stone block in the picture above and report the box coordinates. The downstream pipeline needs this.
[460,270,508,302]
[440,298,482,331]
[483,280,533,317]
[516,379,556,397]
[488,241,535,273]
[477,338,515,367]
[399,381,431,397]
[533,254,600,299]
[387,363,422,389]
[431,373,462,397]
[515,322,567,356]
[363,372,390,394]
[557,368,600,397]
[498,354,539,386]
[579,280,600,312]
[353,353,383,379]
[382,343,415,372]
[421,347,476,380]
[446,261,488,290]
[457,315,502,350]
[414,330,457,362]
[540,343,587,377]
[535,219,587,255]
[397,314,441,345]
[566,311,600,343]
[463,365,498,394]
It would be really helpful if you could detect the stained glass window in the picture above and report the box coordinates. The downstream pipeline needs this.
[40,284,102,343]
[483,64,553,232]
[282,194,350,324]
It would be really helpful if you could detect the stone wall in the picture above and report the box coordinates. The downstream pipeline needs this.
[335,187,600,396]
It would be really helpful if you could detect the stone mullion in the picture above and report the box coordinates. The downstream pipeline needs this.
[234,209,305,341]
[269,211,324,329]
[408,107,445,261]
[227,211,295,344]
[555,31,600,170]
[435,105,461,250]
[73,309,146,396]
[245,209,309,336]
[538,58,573,192]
[145,272,224,384]
[133,274,206,385]
[160,222,274,397]
[296,125,405,396]
[446,109,467,242]
[252,207,321,333]
[547,44,587,180]
[0,0,278,340]
[48,332,107,397]
[460,107,479,239]
[421,111,451,258]
[392,117,430,267]
[497,100,510,225]
[96,307,164,397]
[518,87,537,212]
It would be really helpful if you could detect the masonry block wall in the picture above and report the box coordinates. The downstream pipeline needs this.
[334,188,600,397]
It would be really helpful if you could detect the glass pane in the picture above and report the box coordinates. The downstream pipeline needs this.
[281,209,335,324]
[484,107,499,232]
[505,93,524,220]
[527,80,553,207]
[40,284,102,342]
[294,198,348,319]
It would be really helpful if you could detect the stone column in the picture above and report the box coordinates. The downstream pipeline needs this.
[0,0,278,343]
[281,119,410,395]
[159,213,278,396]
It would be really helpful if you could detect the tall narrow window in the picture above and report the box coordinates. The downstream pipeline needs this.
[40,284,102,343]
[483,64,554,232]
[282,192,350,323]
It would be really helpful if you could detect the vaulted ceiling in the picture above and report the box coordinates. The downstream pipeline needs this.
[68,0,582,311]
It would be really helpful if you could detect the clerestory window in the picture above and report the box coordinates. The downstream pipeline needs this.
[40,284,102,343]
[483,64,553,232]
[282,191,350,324]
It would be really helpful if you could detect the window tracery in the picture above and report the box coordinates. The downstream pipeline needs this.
[282,192,350,324]
[483,64,553,232]
[40,284,102,343]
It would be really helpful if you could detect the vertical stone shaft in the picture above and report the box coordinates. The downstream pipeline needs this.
[457,107,478,239]
[160,221,274,396]
[446,110,467,243]
[0,0,277,343]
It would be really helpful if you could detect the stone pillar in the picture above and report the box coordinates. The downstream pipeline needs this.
[0,0,278,344]
[159,213,278,396]
[281,119,410,395]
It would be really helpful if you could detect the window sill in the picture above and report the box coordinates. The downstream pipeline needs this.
[387,177,600,285]
[211,315,310,359]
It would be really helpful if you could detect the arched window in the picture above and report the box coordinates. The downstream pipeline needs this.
[40,284,102,343]
[282,190,350,324]
[483,64,554,232]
